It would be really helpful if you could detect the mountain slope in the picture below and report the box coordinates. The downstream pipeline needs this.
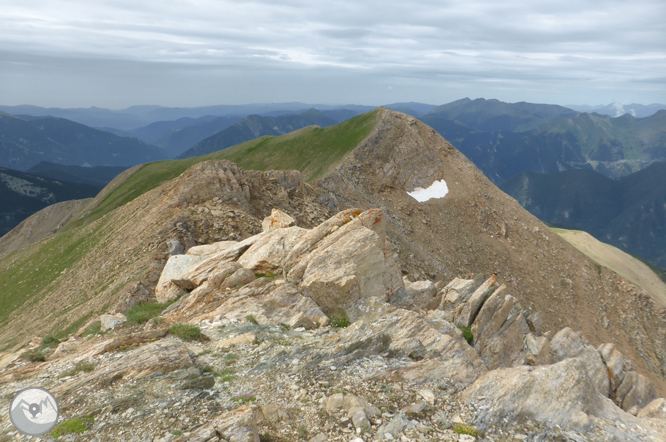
[553,227,666,307]
[27,161,129,186]
[0,167,102,236]
[178,109,339,158]
[426,97,579,132]
[1,109,664,396]
[500,163,666,268]
[0,112,167,170]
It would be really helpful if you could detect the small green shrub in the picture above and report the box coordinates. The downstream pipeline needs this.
[21,350,46,362]
[231,393,256,403]
[168,324,203,341]
[245,315,258,325]
[126,302,171,325]
[59,361,95,378]
[51,416,94,437]
[328,310,349,328]
[279,323,290,331]
[41,335,61,348]
[172,429,183,436]
[457,326,473,345]
[255,273,276,279]
[259,433,274,442]
[453,423,480,437]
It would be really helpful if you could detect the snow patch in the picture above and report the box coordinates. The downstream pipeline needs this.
[407,179,449,202]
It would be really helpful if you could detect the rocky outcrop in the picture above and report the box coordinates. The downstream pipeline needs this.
[261,208,296,232]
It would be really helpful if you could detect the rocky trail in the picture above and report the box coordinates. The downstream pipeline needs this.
[1,208,665,442]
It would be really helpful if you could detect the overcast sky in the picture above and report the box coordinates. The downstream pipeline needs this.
[1,0,665,109]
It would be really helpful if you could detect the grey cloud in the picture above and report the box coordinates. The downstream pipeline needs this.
[0,0,664,107]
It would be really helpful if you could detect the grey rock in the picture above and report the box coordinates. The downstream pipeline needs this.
[167,240,185,256]
[616,371,657,412]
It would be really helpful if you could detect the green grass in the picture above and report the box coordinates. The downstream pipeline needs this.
[70,110,378,229]
[41,335,61,348]
[168,324,203,341]
[59,361,95,378]
[172,430,183,436]
[245,315,258,325]
[457,326,474,345]
[51,416,94,437]
[82,322,102,337]
[328,309,349,328]
[453,423,480,437]
[125,301,172,325]
[21,349,46,362]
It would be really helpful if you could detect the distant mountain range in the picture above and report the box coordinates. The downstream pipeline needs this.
[178,109,341,159]
[0,112,166,171]
[417,99,666,182]
[0,167,101,236]
[567,103,666,119]
[500,162,666,269]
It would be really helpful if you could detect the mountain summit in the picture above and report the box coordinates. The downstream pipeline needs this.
[0,109,665,440]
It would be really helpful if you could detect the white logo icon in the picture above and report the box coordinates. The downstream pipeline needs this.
[9,387,60,436]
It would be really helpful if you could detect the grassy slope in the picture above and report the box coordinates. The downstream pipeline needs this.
[73,109,379,226]
[0,109,379,345]
[553,228,666,307]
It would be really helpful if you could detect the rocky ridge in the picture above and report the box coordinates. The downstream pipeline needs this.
[1,208,665,441]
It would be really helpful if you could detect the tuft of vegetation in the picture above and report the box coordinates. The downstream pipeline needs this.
[59,361,95,378]
[328,310,349,328]
[214,368,236,383]
[52,416,94,437]
[81,322,102,337]
[255,273,277,279]
[168,323,203,341]
[245,315,259,325]
[453,422,481,437]
[41,335,61,348]
[21,349,46,362]
[231,393,256,403]
[126,301,172,325]
[172,430,183,436]
[457,326,474,345]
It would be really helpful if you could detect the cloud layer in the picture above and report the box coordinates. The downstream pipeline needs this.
[1,0,664,107]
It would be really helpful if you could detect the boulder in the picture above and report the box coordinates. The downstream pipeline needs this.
[525,333,551,366]
[471,291,515,350]
[598,343,626,391]
[167,239,184,256]
[551,328,609,397]
[261,208,296,231]
[616,371,657,412]
[237,226,307,274]
[637,398,666,420]
[288,218,386,318]
[187,240,239,257]
[219,268,256,290]
[550,327,585,362]
[100,313,127,331]
[405,280,438,310]
[155,254,208,303]
[455,278,500,328]
[208,262,243,289]
[210,405,263,442]
[473,297,529,369]
[461,358,610,431]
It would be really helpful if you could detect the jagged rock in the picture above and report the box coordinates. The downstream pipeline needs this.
[261,208,296,231]
[527,311,543,334]
[237,226,307,274]
[156,255,207,302]
[207,405,262,442]
[324,393,380,431]
[209,262,243,289]
[599,343,627,391]
[187,240,239,257]
[473,295,529,369]
[289,217,387,318]
[455,277,500,327]
[100,313,127,331]
[550,327,586,362]
[551,328,609,397]
[438,277,476,320]
[616,371,657,412]
[216,333,257,350]
[261,403,287,423]
[209,282,329,329]
[180,373,215,390]
[638,398,666,420]
[220,268,256,290]
[461,358,610,431]
[525,333,551,366]
[167,239,185,255]
[405,280,438,310]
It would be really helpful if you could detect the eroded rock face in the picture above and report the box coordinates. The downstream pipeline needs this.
[100,313,127,332]
[638,398,666,420]
[461,358,610,431]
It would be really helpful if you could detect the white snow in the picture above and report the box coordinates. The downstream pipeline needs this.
[407,179,449,202]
